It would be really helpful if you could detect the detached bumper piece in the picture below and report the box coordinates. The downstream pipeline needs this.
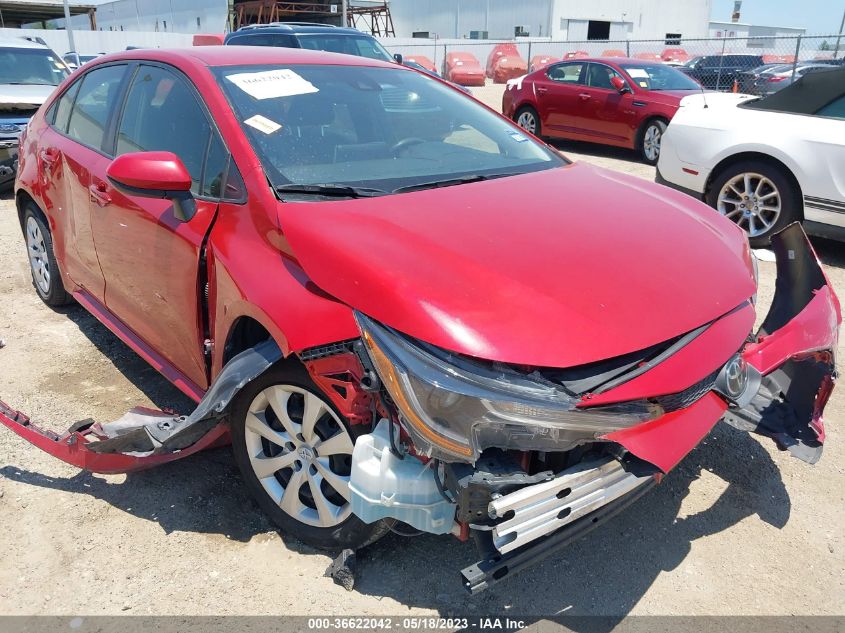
[0,339,281,474]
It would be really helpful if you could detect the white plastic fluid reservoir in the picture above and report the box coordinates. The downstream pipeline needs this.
[349,419,456,535]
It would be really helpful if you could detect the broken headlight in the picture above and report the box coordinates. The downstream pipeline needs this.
[356,312,661,462]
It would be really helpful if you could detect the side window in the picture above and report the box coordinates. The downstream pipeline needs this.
[547,63,584,83]
[116,65,213,196]
[586,64,623,90]
[67,64,126,151]
[816,95,845,120]
[48,81,81,133]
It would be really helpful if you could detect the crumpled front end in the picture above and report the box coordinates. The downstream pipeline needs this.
[351,223,839,592]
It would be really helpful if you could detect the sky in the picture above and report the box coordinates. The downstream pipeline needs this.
[711,0,845,34]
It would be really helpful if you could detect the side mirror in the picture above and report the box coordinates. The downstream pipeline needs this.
[610,76,630,93]
[107,151,196,222]
[393,53,403,65]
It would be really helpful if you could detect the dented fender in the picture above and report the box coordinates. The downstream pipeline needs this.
[605,224,840,472]
[0,339,281,474]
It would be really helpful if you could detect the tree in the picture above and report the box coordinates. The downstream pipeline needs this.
[819,40,831,50]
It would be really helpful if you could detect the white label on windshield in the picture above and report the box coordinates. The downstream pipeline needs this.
[627,68,649,78]
[244,114,282,134]
[226,69,318,100]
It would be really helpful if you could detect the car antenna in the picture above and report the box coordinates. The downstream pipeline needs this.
[700,80,708,108]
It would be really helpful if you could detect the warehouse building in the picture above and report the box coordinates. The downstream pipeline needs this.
[388,0,714,41]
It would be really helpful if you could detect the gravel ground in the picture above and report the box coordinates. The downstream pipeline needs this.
[0,82,843,618]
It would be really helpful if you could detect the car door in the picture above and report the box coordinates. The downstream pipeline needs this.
[571,62,635,142]
[39,63,129,302]
[88,63,232,391]
[535,61,586,135]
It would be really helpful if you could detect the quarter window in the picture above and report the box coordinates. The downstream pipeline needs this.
[116,65,214,196]
[49,81,81,133]
[67,64,126,151]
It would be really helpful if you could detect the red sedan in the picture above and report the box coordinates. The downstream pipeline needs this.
[503,56,703,163]
[3,46,839,592]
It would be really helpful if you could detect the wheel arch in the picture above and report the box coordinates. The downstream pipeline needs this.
[704,152,804,221]
[636,115,670,144]
[15,188,41,233]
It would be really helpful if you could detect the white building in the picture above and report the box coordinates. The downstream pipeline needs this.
[389,0,714,41]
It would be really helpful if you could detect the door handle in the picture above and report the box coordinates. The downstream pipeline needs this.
[88,182,112,207]
[578,93,591,100]
[39,148,59,164]
[536,86,549,94]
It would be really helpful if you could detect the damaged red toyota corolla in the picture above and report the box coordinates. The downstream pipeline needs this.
[2,47,840,592]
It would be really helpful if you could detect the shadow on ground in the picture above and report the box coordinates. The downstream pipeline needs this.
[1,418,791,621]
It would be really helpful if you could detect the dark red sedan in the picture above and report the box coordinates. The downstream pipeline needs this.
[503,57,703,163]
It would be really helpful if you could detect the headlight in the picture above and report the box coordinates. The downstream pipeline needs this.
[356,312,661,462]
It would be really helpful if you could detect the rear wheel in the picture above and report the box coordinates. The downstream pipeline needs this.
[22,205,72,307]
[230,362,390,550]
[514,105,541,137]
[706,160,799,248]
[638,119,667,165]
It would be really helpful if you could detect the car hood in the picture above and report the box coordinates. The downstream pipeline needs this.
[641,89,699,105]
[678,92,757,109]
[278,163,755,368]
[0,83,55,110]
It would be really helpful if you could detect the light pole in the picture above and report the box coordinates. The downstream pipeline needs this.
[63,0,76,54]
[834,7,845,59]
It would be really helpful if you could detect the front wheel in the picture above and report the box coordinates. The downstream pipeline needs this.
[514,105,541,137]
[638,119,667,165]
[706,160,799,248]
[230,362,391,550]
[22,205,72,307]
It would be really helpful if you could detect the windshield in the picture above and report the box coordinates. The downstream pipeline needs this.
[619,63,701,90]
[0,47,69,86]
[215,64,563,196]
[296,34,393,62]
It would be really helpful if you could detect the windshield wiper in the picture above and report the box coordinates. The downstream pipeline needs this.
[392,172,520,194]
[275,183,387,199]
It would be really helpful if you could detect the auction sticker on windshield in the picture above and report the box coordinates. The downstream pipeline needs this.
[225,69,319,100]
[244,114,282,134]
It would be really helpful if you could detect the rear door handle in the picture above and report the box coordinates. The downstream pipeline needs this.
[578,93,591,100]
[88,182,112,207]
[536,86,548,94]
[39,148,59,164]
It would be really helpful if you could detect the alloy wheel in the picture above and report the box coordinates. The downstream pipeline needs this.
[243,384,354,528]
[517,110,537,134]
[26,216,50,294]
[716,172,782,237]
[643,124,662,162]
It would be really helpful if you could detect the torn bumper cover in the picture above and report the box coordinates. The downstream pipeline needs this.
[0,340,281,474]
[606,223,839,471]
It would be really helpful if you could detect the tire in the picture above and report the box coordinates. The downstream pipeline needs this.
[514,105,541,137]
[706,160,799,248]
[230,361,391,550]
[22,205,72,307]
[638,119,667,165]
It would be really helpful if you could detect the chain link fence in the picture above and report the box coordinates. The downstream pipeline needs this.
[382,34,844,92]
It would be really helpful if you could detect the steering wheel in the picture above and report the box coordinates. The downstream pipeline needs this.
[391,137,427,155]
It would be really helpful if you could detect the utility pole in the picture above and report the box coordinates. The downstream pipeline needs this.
[834,7,845,60]
[63,0,76,53]
[341,0,348,27]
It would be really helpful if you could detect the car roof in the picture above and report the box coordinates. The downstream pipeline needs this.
[0,37,50,50]
[229,23,368,36]
[96,45,399,69]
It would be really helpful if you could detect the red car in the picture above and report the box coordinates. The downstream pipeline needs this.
[503,56,704,164]
[3,47,840,592]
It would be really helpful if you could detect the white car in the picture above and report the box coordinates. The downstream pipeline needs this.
[656,67,845,246]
